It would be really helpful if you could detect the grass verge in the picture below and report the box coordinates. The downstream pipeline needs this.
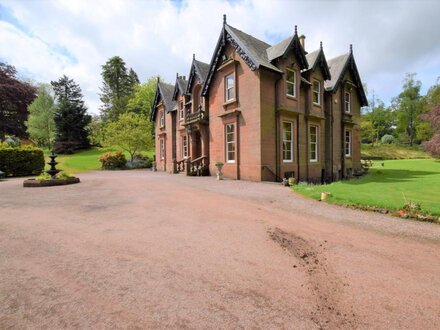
[361,144,429,160]
[292,159,440,217]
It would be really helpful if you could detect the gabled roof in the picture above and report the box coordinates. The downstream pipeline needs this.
[304,45,331,80]
[202,21,285,95]
[150,81,176,121]
[186,57,210,94]
[266,30,308,69]
[225,24,280,72]
[324,48,368,106]
[173,76,188,100]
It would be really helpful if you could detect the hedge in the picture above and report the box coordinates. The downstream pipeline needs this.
[0,146,45,177]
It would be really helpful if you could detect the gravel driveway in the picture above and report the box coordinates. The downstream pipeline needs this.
[1,170,439,329]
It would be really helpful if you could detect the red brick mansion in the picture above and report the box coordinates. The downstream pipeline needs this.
[151,15,367,182]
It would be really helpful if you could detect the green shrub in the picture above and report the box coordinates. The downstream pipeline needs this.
[381,134,394,144]
[126,153,152,169]
[0,145,45,177]
[35,172,52,181]
[99,151,126,170]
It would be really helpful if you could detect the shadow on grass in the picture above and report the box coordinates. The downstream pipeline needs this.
[345,168,439,185]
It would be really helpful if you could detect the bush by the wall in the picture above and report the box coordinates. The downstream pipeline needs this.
[99,151,126,170]
[126,153,152,169]
[0,146,45,177]
[381,134,394,144]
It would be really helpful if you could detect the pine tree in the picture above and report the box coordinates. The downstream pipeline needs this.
[99,56,139,122]
[51,75,91,153]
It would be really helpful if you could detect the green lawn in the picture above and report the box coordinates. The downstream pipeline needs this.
[44,147,155,174]
[293,159,440,216]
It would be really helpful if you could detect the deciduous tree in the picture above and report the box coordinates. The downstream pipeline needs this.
[0,62,37,140]
[26,84,56,148]
[104,112,153,162]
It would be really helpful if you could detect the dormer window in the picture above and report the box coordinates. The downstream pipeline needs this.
[225,74,235,101]
[345,92,351,113]
[160,111,165,128]
[286,68,296,97]
[313,80,321,105]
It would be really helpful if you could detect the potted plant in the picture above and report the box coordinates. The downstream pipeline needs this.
[215,161,224,180]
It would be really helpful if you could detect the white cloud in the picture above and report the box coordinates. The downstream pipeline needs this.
[1,0,440,114]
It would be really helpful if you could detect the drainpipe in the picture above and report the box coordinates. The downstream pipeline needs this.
[236,111,240,180]
[274,73,282,182]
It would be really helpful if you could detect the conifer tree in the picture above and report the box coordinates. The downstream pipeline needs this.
[51,75,91,152]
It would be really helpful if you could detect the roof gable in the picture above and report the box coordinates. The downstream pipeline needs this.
[266,28,308,70]
[150,81,176,121]
[324,48,367,106]
[202,21,282,95]
[173,76,188,100]
[305,44,331,80]
[186,57,210,94]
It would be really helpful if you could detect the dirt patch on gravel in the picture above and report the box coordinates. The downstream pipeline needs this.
[268,227,356,329]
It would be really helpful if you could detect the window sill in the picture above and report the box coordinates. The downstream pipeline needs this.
[286,94,297,100]
[309,160,319,163]
[226,161,236,164]
[283,160,294,163]
[313,102,321,106]
[223,98,237,106]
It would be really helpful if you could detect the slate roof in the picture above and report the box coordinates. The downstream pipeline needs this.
[305,49,320,69]
[151,81,176,121]
[186,58,210,94]
[194,59,210,82]
[267,35,292,62]
[305,47,331,80]
[176,77,188,95]
[225,24,281,72]
[173,76,189,100]
[324,53,350,91]
[324,52,368,106]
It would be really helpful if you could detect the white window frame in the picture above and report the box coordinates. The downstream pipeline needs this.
[225,74,235,101]
[160,111,165,128]
[182,135,188,159]
[345,130,352,157]
[225,123,236,163]
[286,68,296,97]
[345,91,351,113]
[313,80,321,105]
[179,101,184,120]
[309,125,318,162]
[160,139,165,160]
[282,121,293,163]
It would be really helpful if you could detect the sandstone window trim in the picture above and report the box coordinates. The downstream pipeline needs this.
[225,123,236,163]
[160,111,165,128]
[179,101,184,121]
[182,135,188,159]
[225,73,235,102]
[345,91,351,113]
[286,68,296,98]
[282,121,294,163]
[313,80,321,105]
[160,138,165,160]
[309,125,319,162]
[345,130,352,157]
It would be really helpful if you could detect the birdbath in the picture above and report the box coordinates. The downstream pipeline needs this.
[46,150,61,179]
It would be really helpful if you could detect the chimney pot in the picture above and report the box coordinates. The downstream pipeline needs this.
[299,34,306,50]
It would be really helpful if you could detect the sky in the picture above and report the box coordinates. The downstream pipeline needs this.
[1,0,440,114]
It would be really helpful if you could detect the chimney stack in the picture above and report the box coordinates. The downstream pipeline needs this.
[299,34,306,50]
